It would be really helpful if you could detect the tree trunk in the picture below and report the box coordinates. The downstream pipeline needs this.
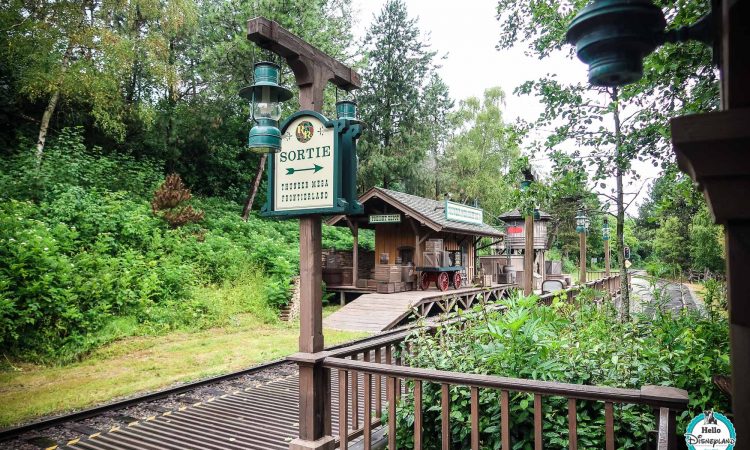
[612,87,630,321]
[242,153,267,221]
[36,90,60,168]
[36,45,72,169]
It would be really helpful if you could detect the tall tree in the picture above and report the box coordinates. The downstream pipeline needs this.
[1,0,126,164]
[357,0,437,193]
[496,0,718,320]
[441,87,519,217]
[420,73,453,199]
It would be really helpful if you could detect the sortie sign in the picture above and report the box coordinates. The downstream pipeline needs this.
[261,110,362,218]
[274,115,335,211]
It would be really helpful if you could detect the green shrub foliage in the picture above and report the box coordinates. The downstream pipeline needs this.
[0,131,305,362]
[393,296,729,449]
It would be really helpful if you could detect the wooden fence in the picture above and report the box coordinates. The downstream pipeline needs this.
[305,274,687,449]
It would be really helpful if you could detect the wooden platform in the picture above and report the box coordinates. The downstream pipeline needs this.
[323,284,514,332]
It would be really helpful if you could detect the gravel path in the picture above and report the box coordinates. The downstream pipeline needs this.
[2,362,297,450]
[629,270,702,315]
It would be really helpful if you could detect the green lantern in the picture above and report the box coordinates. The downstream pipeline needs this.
[602,217,610,241]
[239,62,293,153]
[566,0,716,87]
[576,209,590,234]
[336,100,357,120]
[566,0,666,87]
[533,208,541,221]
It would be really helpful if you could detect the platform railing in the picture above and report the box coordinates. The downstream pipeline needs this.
[539,274,623,305]
[304,274,661,449]
[323,353,688,450]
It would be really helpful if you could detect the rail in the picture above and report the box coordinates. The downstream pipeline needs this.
[539,273,623,305]
[323,347,687,450]
[300,273,688,449]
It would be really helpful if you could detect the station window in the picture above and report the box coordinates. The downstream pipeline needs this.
[398,246,414,265]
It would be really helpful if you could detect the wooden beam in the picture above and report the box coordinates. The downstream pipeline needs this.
[524,215,534,296]
[247,17,360,91]
[247,17,358,449]
[352,221,358,288]
[410,218,421,267]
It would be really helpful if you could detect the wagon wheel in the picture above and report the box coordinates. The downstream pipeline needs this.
[437,272,450,292]
[453,272,462,289]
[420,272,431,290]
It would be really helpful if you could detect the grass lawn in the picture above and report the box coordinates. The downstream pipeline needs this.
[0,309,367,428]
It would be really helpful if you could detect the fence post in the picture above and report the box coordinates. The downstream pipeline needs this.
[656,407,677,450]
[641,386,688,450]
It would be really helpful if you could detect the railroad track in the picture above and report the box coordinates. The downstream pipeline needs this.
[0,330,406,449]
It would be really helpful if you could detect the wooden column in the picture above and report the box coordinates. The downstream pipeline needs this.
[524,215,534,295]
[246,17,361,450]
[670,1,750,439]
[579,232,587,284]
[604,239,611,277]
[352,222,358,287]
[410,218,422,267]
[294,83,331,449]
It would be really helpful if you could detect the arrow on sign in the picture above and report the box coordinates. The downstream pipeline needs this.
[286,164,323,175]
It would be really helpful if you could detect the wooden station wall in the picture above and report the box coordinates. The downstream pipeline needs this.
[373,222,478,280]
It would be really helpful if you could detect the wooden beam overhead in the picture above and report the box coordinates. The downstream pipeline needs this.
[247,17,361,91]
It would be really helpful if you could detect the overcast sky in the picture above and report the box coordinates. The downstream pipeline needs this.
[349,0,655,212]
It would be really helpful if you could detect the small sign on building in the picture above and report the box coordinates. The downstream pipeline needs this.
[445,200,484,225]
[369,214,401,224]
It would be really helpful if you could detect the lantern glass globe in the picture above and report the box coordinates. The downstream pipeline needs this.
[253,101,282,121]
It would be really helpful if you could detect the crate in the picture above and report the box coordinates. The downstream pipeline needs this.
[483,275,494,287]
[374,264,401,282]
[377,282,396,293]
[425,239,444,253]
[367,279,378,289]
[356,278,369,288]
[341,269,353,286]
[422,251,444,268]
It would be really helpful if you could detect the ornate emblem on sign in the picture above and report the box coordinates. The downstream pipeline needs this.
[295,121,315,143]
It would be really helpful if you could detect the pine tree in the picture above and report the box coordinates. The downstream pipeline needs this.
[357,0,438,193]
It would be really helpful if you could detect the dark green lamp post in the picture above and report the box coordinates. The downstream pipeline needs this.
[602,217,610,241]
[239,62,293,153]
[566,0,715,87]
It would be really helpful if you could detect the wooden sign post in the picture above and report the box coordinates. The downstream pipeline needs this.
[524,215,534,296]
[246,17,360,450]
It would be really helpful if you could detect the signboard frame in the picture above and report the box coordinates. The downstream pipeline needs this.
[369,214,401,224]
[261,110,360,218]
[444,199,484,226]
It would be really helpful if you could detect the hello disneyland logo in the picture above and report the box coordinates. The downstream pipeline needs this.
[685,410,736,450]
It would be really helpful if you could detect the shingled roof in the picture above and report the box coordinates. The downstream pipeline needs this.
[498,209,552,221]
[328,187,503,238]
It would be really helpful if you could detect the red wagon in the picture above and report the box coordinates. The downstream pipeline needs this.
[416,266,464,291]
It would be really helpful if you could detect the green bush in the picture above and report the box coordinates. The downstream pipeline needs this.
[0,132,305,362]
[394,295,730,449]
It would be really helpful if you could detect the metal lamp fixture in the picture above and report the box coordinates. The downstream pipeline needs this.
[576,209,590,233]
[602,217,610,241]
[566,0,715,87]
[239,62,293,153]
[336,100,357,120]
